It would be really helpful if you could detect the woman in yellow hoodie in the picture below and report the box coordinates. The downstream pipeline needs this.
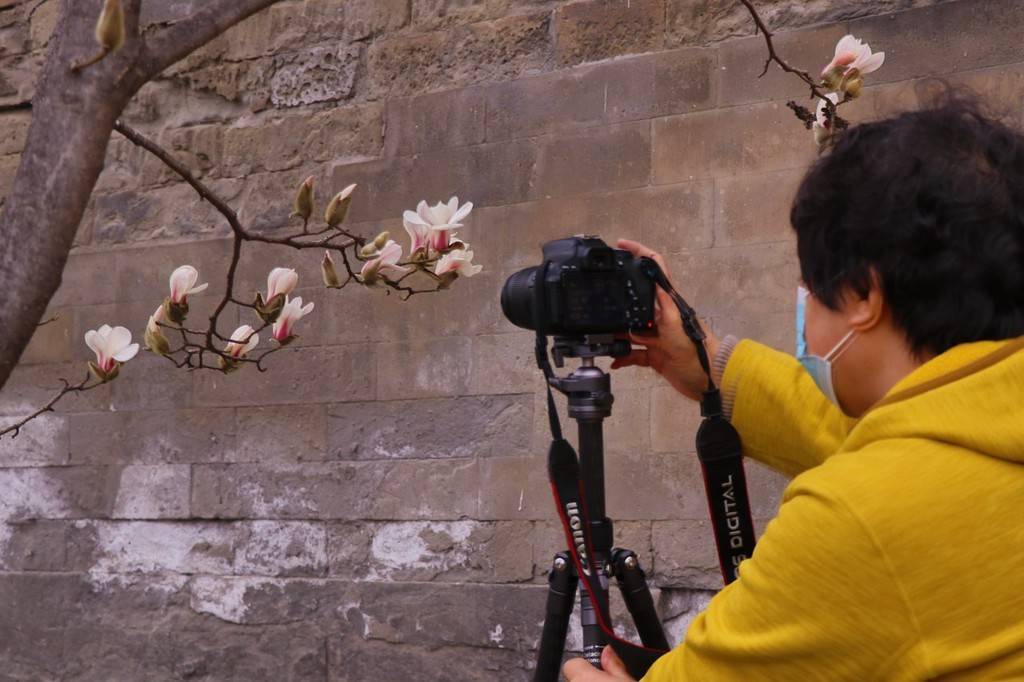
[565,101,1024,680]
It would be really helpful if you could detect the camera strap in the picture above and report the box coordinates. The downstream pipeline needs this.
[533,257,758,677]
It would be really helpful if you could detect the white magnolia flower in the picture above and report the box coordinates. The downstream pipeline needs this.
[434,248,482,279]
[361,239,412,284]
[169,265,208,304]
[822,35,885,85]
[224,325,259,358]
[814,92,841,129]
[266,267,299,301]
[403,196,473,255]
[272,296,314,342]
[85,324,139,373]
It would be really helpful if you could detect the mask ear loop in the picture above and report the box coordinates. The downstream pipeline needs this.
[825,329,858,362]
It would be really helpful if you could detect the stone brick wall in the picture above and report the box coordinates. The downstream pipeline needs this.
[2,0,1023,678]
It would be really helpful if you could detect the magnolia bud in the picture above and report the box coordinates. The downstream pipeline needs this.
[821,66,843,91]
[95,0,125,51]
[813,124,831,148]
[372,231,390,251]
[325,184,356,227]
[360,259,382,285]
[254,291,286,324]
[144,326,171,357]
[841,74,864,99]
[88,360,119,383]
[321,251,342,288]
[292,175,315,222]
[163,297,189,325]
[359,243,379,258]
[218,356,238,373]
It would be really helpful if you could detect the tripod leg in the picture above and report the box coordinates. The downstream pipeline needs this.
[611,548,670,651]
[534,552,579,682]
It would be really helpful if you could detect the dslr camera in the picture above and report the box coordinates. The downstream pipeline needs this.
[500,236,657,336]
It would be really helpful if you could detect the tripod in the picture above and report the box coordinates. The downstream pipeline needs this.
[534,335,670,682]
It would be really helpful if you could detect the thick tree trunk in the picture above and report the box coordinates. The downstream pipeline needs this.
[0,0,131,388]
[0,0,283,390]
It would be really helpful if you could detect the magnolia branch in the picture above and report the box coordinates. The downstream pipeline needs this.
[112,120,453,374]
[736,0,848,131]
[0,372,99,438]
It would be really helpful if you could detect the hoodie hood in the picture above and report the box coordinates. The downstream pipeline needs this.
[845,336,1024,463]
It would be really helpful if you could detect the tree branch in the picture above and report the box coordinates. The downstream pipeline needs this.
[137,0,286,82]
[736,0,846,128]
[0,372,98,439]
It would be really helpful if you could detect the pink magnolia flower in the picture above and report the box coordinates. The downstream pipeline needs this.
[266,267,299,301]
[85,324,139,373]
[822,35,885,81]
[169,265,208,304]
[434,248,482,279]
[272,296,314,342]
[224,325,259,358]
[360,240,412,284]
[403,196,473,256]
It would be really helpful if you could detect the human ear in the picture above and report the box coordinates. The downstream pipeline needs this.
[842,268,886,332]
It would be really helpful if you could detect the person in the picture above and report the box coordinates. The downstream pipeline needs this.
[564,99,1024,680]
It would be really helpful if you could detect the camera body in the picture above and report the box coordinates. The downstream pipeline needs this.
[501,236,657,336]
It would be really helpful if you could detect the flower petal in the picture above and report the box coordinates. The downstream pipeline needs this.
[858,51,885,75]
[113,342,139,363]
[450,201,473,224]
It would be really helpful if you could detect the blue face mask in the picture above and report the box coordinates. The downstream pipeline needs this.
[796,286,857,405]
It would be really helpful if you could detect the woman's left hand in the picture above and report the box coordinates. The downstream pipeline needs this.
[563,646,637,681]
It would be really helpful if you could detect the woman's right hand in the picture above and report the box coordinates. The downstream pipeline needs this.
[611,239,721,402]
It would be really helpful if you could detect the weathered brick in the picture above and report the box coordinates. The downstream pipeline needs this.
[650,383,704,454]
[193,344,376,407]
[0,413,68,466]
[478,448,709,521]
[111,465,191,519]
[665,241,799,321]
[476,182,713,277]
[0,109,29,155]
[68,407,236,465]
[651,518,722,589]
[113,238,232,304]
[375,336,471,400]
[191,458,479,519]
[533,121,651,199]
[334,137,538,223]
[469,333,538,395]
[223,103,385,177]
[482,46,717,142]
[368,267,510,341]
[328,393,532,460]
[0,466,117,522]
[237,403,328,462]
[0,362,113,416]
[18,307,72,365]
[327,520,534,582]
[719,24,848,106]
[366,13,551,99]
[653,102,818,182]
[385,86,487,155]
[0,519,69,571]
[715,168,804,245]
[89,176,244,244]
[331,636,534,682]
[851,0,1024,86]
[554,0,665,67]
[344,0,412,41]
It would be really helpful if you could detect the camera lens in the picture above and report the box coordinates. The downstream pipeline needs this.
[501,266,539,330]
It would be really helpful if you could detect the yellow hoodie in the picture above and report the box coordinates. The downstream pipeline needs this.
[643,336,1024,681]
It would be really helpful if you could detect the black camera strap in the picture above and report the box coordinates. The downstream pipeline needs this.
[533,255,758,676]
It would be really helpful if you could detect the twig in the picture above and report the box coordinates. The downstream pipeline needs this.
[736,0,846,128]
[0,100,32,114]
[0,372,98,438]
[36,314,60,327]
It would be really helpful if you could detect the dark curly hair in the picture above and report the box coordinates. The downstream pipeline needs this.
[791,95,1024,358]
